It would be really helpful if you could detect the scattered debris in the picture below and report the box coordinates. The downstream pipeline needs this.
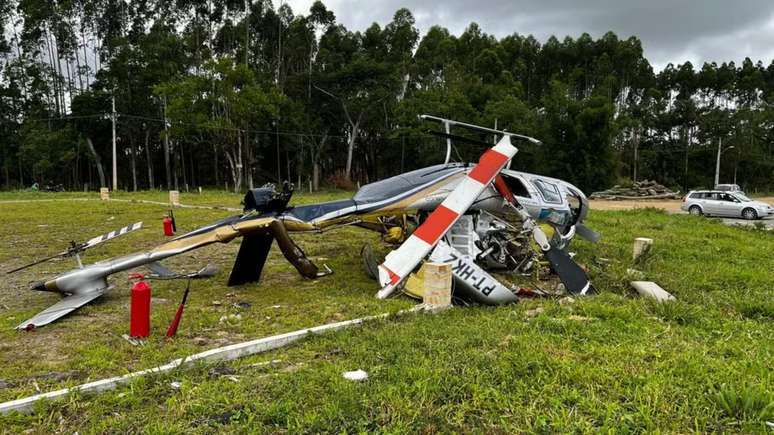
[567,315,593,322]
[35,371,82,382]
[208,366,236,377]
[192,411,237,426]
[525,307,545,318]
[631,281,675,302]
[211,300,223,306]
[559,296,576,306]
[0,380,12,389]
[121,334,145,346]
[590,180,680,200]
[233,302,251,309]
[219,314,242,325]
[192,337,209,346]
[246,359,282,368]
[169,381,181,390]
[342,369,369,381]
[280,363,305,373]
[626,268,646,280]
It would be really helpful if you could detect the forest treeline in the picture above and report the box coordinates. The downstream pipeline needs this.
[0,1,772,194]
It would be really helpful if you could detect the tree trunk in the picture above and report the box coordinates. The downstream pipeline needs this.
[225,147,242,193]
[144,129,155,189]
[345,117,361,181]
[85,137,106,188]
[130,135,138,191]
[163,98,172,189]
[245,130,254,189]
[213,143,219,187]
[180,143,188,192]
[172,142,179,191]
[310,131,327,191]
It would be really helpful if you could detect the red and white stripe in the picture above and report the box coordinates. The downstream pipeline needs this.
[376,136,518,299]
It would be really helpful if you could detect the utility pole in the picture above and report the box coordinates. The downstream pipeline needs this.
[275,120,281,182]
[111,96,118,191]
[162,96,171,190]
[712,137,723,189]
[276,0,283,87]
[714,136,735,188]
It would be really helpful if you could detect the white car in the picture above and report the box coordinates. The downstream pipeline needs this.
[681,190,774,220]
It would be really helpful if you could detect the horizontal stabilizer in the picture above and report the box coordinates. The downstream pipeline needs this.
[16,291,105,330]
[146,262,219,280]
[147,261,176,278]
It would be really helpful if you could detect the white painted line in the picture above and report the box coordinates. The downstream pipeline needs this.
[0,309,416,415]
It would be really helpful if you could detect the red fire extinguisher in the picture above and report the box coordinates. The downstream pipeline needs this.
[163,215,175,237]
[129,274,151,338]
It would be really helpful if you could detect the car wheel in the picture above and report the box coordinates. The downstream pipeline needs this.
[689,205,702,216]
[742,208,758,220]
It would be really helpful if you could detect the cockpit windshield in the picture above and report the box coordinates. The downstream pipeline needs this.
[533,179,562,204]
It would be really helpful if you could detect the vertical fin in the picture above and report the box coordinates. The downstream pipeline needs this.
[227,233,274,286]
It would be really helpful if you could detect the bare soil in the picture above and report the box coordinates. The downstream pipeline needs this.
[590,196,774,212]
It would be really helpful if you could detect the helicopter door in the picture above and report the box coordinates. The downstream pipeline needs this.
[501,174,541,217]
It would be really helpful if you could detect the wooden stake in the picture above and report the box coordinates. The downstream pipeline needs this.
[422,262,452,309]
[633,237,653,261]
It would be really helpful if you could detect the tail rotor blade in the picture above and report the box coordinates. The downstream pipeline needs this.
[83,222,143,250]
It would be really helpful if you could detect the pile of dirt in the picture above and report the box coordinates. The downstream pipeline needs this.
[590,180,681,200]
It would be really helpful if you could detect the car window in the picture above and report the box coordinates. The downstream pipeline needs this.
[689,192,704,199]
[734,193,752,202]
[533,180,562,204]
[720,194,736,202]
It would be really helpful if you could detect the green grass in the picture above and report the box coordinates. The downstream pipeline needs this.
[0,192,772,433]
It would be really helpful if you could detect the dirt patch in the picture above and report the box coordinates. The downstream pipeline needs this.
[590,199,683,212]
[590,196,774,213]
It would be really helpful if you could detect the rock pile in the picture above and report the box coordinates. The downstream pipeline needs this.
[590,180,680,200]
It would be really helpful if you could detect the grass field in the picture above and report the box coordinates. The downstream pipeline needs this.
[0,190,773,433]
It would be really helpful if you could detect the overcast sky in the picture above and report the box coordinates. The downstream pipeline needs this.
[284,0,774,71]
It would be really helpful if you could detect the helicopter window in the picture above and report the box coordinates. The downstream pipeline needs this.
[534,180,562,204]
[502,176,531,198]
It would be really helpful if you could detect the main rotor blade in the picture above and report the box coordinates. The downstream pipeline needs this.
[425,129,492,147]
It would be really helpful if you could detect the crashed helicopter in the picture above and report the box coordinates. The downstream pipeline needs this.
[8,115,599,330]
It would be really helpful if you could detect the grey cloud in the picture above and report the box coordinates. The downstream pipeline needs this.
[285,0,774,69]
